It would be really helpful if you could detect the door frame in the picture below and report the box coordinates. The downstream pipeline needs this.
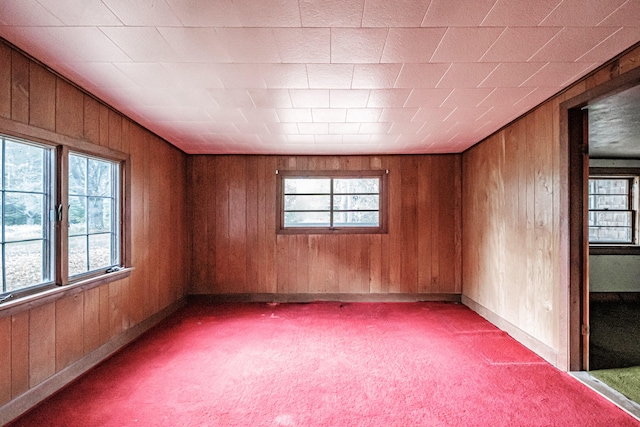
[561,67,640,371]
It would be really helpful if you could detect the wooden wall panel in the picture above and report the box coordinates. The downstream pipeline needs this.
[461,44,640,357]
[189,155,462,295]
[28,63,55,131]
[0,41,188,412]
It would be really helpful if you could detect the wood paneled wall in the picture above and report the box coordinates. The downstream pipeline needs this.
[188,155,462,295]
[0,41,189,412]
[461,43,640,365]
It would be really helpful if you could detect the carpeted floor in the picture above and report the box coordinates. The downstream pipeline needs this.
[10,302,640,426]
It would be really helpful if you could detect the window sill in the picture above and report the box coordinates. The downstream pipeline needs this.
[0,267,134,318]
[589,246,640,255]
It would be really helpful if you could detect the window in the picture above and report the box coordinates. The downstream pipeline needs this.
[277,170,388,234]
[588,176,638,244]
[1,138,55,295]
[68,153,120,277]
[0,134,126,303]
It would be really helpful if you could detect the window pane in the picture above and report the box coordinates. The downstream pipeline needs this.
[284,178,330,194]
[68,235,88,276]
[68,155,86,196]
[284,195,330,211]
[589,226,632,243]
[4,141,44,192]
[5,241,44,291]
[88,197,112,233]
[89,234,112,271]
[284,212,330,227]
[69,196,87,236]
[589,194,628,210]
[4,193,43,241]
[87,158,112,197]
[334,211,379,227]
[333,195,379,211]
[589,211,632,227]
[333,178,379,194]
[590,179,628,195]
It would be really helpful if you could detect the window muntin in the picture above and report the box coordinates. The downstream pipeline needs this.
[68,153,120,277]
[588,177,637,244]
[279,171,387,233]
[1,137,55,294]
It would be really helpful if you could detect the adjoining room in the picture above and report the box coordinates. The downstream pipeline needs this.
[1,1,640,425]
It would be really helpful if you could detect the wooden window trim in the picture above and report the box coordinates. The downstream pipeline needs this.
[589,167,640,255]
[276,169,389,235]
[0,119,132,308]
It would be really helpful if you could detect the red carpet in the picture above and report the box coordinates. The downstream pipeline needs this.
[11,302,639,426]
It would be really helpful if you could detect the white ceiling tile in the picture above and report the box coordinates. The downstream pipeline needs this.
[277,109,314,123]
[359,123,391,134]
[329,123,360,134]
[404,88,453,108]
[214,28,281,63]
[576,28,640,62]
[239,109,280,123]
[352,64,402,89]
[114,63,176,87]
[213,64,267,89]
[165,0,242,26]
[207,89,255,108]
[367,89,412,107]
[63,62,137,88]
[479,63,547,87]
[529,27,618,62]
[388,121,425,134]
[330,90,371,108]
[379,107,419,122]
[480,0,562,26]
[394,64,450,88]
[273,28,331,63]
[520,62,598,87]
[206,108,248,123]
[0,0,63,25]
[437,63,499,88]
[440,88,495,108]
[342,135,371,144]
[307,64,354,89]
[431,28,504,62]
[157,28,231,63]
[162,63,225,89]
[312,108,347,122]
[248,90,293,108]
[299,0,364,27]
[422,0,496,26]
[381,28,447,63]
[331,28,388,63]
[480,27,561,62]
[35,0,122,25]
[298,123,329,134]
[346,109,383,122]
[477,88,538,107]
[266,123,299,135]
[289,90,331,108]
[540,0,627,26]
[260,64,309,89]
[599,0,640,25]
[100,27,178,61]
[101,0,181,26]
[362,0,431,27]
[232,0,301,26]
[234,122,270,134]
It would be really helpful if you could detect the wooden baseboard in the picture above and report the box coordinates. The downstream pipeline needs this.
[189,293,462,304]
[0,298,186,426]
[461,295,560,368]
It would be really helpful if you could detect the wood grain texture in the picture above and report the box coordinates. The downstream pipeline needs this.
[0,43,188,412]
[461,44,640,359]
[0,317,11,405]
[188,155,462,295]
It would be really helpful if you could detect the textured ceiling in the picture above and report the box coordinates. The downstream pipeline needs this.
[0,0,639,155]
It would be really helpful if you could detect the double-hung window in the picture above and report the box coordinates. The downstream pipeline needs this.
[277,170,388,234]
[0,134,126,303]
[588,175,638,245]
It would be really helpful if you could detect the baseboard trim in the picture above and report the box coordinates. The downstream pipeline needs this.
[189,293,461,304]
[461,295,560,367]
[0,298,186,426]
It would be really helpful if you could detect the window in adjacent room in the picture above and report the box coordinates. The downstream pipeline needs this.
[277,170,388,234]
[588,176,638,245]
